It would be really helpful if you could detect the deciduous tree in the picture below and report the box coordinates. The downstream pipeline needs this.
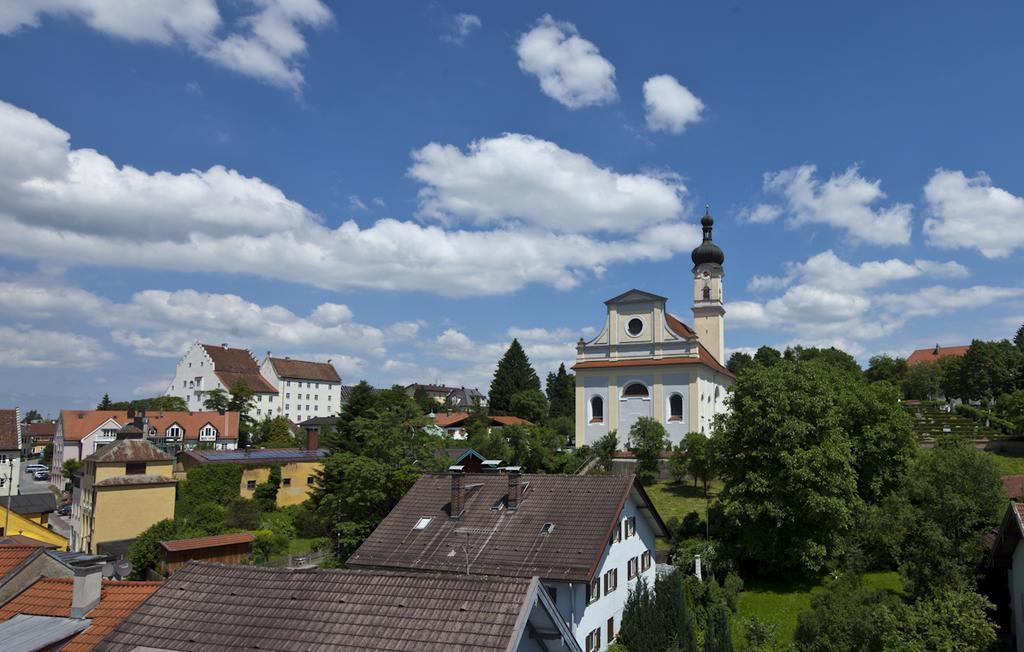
[726,351,753,375]
[865,355,907,386]
[509,389,547,423]
[683,431,712,495]
[628,417,669,482]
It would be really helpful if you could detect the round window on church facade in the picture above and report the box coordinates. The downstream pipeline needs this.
[626,317,644,337]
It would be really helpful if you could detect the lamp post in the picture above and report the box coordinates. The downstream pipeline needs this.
[4,458,13,535]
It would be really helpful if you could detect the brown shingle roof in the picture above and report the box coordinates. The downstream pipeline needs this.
[268,357,341,382]
[201,344,279,394]
[907,344,970,365]
[0,409,19,450]
[25,421,56,438]
[160,532,255,552]
[348,473,667,582]
[97,563,560,652]
[0,546,39,580]
[59,410,240,442]
[0,577,159,652]
[85,439,172,463]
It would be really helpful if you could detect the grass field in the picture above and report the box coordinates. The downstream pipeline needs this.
[984,450,1024,475]
[643,479,723,522]
[732,571,903,648]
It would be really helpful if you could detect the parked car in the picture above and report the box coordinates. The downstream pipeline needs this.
[32,470,50,481]
[57,503,71,516]
[24,464,47,474]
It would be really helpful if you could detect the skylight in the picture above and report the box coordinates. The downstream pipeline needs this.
[414,517,431,530]
[541,523,555,534]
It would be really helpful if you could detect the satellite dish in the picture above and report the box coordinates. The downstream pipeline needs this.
[114,560,132,579]
[101,563,115,578]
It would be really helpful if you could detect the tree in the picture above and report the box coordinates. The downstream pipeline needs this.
[97,393,113,410]
[1015,322,1024,353]
[20,409,42,423]
[669,442,689,484]
[509,389,548,423]
[326,380,377,453]
[895,588,997,650]
[594,430,618,472]
[252,466,281,512]
[784,346,862,376]
[545,363,575,420]
[938,354,965,400]
[704,604,733,652]
[752,346,782,367]
[60,458,83,479]
[902,361,942,400]
[656,569,697,652]
[41,444,53,466]
[683,432,712,495]
[412,387,436,415]
[865,355,907,385]
[202,388,230,413]
[726,352,753,376]
[109,396,188,412]
[252,416,298,448]
[628,417,668,482]
[488,339,541,415]
[794,574,906,651]
[175,463,245,519]
[616,578,657,652]
[127,519,198,579]
[997,389,1024,432]
[253,529,289,561]
[960,339,1024,402]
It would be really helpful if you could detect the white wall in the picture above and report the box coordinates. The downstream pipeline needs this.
[0,450,20,496]
[258,358,343,422]
[166,343,221,412]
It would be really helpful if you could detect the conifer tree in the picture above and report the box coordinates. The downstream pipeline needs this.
[545,363,576,420]
[97,393,113,410]
[656,569,697,652]
[704,604,733,652]
[1015,323,1024,353]
[327,380,377,452]
[617,577,657,652]
[489,339,540,415]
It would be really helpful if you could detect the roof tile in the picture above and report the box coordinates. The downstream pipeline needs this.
[0,409,19,450]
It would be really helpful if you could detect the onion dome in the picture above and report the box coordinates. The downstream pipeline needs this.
[691,206,725,266]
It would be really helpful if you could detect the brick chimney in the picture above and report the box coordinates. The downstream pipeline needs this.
[71,564,103,618]
[449,465,465,519]
[507,466,522,511]
[306,428,319,451]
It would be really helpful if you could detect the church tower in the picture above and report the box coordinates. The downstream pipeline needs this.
[691,208,726,363]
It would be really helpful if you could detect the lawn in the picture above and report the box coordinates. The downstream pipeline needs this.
[983,450,1024,476]
[732,571,903,648]
[643,479,723,522]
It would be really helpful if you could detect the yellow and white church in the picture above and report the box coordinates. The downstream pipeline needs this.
[573,211,733,448]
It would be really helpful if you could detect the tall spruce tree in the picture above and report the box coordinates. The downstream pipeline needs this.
[489,339,540,415]
[657,569,697,652]
[1015,323,1024,353]
[617,578,658,652]
[545,363,575,420]
[97,393,113,410]
[327,380,377,452]
[704,604,733,652]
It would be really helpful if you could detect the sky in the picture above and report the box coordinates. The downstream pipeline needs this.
[1,1,1023,417]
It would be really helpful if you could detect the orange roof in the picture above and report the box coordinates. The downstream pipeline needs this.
[433,413,533,428]
[907,345,970,365]
[573,344,734,378]
[59,410,240,442]
[0,577,160,651]
[489,415,533,426]
[666,313,697,338]
[0,546,38,579]
[160,532,255,552]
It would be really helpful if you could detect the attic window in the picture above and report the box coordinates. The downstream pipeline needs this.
[414,517,431,530]
[626,318,644,337]
[541,523,555,534]
[623,383,649,398]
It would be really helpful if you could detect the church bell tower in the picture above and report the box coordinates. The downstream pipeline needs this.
[691,207,726,363]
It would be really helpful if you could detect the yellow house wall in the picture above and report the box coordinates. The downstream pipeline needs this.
[90,484,175,549]
[93,460,173,483]
[0,505,68,550]
[239,461,321,507]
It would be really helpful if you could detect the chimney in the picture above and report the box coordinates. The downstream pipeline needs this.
[507,467,522,511]
[222,342,228,349]
[449,465,465,519]
[934,343,940,354]
[266,350,272,359]
[71,564,103,618]
[327,358,332,365]
[306,428,319,451]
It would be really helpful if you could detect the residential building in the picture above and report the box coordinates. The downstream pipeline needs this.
[348,470,667,652]
[159,532,255,576]
[24,419,56,457]
[298,415,339,448]
[406,383,487,408]
[0,409,21,497]
[72,434,176,555]
[52,408,240,482]
[259,354,344,422]
[907,343,971,366]
[0,564,159,652]
[6,493,57,527]
[433,412,533,439]
[179,447,326,508]
[446,447,486,473]
[990,502,1024,650]
[98,562,579,652]
[574,212,733,447]
[0,544,75,605]
[166,342,278,413]
[0,506,68,550]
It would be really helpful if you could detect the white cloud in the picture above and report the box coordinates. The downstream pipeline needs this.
[441,13,480,45]
[409,133,685,233]
[760,164,912,245]
[643,74,704,134]
[0,0,331,91]
[737,203,782,224]
[0,100,701,297]
[923,169,1024,258]
[0,325,113,368]
[347,195,368,211]
[876,285,1024,319]
[516,15,616,109]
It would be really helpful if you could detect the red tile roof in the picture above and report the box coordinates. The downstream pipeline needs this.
[907,345,970,366]
[573,344,734,378]
[201,344,279,394]
[489,415,533,426]
[0,577,160,652]
[0,546,39,580]
[666,313,697,338]
[0,409,19,450]
[59,410,240,442]
[25,421,57,438]
[160,532,255,553]
[433,413,533,428]
[268,357,340,382]
[1004,476,1024,500]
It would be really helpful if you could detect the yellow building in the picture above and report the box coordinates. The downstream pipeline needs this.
[0,505,67,550]
[180,448,324,508]
[73,431,176,554]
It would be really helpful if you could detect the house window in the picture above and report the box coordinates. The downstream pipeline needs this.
[286,381,291,387]
[547,586,557,602]
[641,550,652,571]
[282,478,292,487]
[590,396,604,423]
[166,425,183,440]
[610,521,621,546]
[587,577,600,605]
[586,628,601,652]
[604,568,618,595]
[0,478,4,488]
[623,383,649,398]
[307,476,315,486]
[246,480,256,490]
[126,462,146,475]
[669,394,684,421]
[624,515,636,538]
[286,393,290,399]
[607,617,615,644]
[628,556,639,579]
[199,425,218,441]
[626,317,644,337]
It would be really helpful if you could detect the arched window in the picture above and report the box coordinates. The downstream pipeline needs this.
[702,285,711,300]
[165,424,183,440]
[623,383,649,398]
[669,394,684,422]
[590,396,604,423]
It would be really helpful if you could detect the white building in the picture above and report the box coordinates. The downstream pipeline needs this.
[0,409,22,497]
[166,343,279,413]
[259,355,344,423]
[347,472,668,652]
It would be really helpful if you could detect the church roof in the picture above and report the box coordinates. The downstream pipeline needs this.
[603,289,668,305]
[691,210,725,267]
[573,343,733,378]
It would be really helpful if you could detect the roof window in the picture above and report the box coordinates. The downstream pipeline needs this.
[541,523,555,534]
[414,517,431,530]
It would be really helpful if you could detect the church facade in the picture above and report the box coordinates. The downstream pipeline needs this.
[573,212,733,448]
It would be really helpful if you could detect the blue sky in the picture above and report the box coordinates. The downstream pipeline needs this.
[1,1,1023,417]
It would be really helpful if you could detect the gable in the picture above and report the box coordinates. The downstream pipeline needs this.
[604,289,668,305]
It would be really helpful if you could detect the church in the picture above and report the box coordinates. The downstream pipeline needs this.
[573,211,734,448]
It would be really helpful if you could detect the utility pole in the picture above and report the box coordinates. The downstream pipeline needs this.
[4,459,13,535]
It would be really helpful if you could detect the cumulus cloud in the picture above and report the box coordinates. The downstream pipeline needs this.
[0,0,331,91]
[0,100,701,297]
[409,133,685,233]
[441,13,480,45]
[643,74,704,134]
[516,15,616,109]
[923,169,1024,258]
[737,204,782,224]
[759,164,912,245]
[0,325,113,368]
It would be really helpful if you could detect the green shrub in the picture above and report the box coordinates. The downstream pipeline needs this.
[722,572,744,612]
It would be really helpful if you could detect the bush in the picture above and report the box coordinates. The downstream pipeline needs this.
[955,403,1018,436]
[253,529,289,561]
[722,572,743,612]
[176,464,244,519]
[741,616,777,652]
[225,497,262,530]
[252,466,281,512]
[127,519,197,579]
[280,503,327,538]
